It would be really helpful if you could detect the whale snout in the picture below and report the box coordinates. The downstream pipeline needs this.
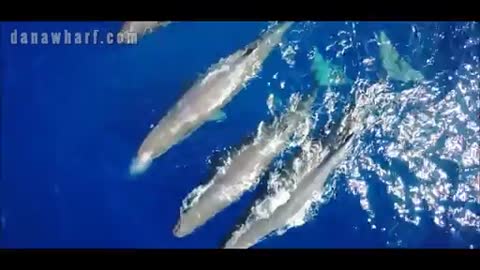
[173,217,189,238]
[222,234,252,249]
[173,211,197,238]
[172,220,185,238]
[129,151,153,176]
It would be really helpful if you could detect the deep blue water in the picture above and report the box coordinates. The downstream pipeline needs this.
[0,21,478,248]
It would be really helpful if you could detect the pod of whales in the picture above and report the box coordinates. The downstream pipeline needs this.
[119,22,419,248]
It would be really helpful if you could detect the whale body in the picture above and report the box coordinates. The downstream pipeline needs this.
[130,22,294,175]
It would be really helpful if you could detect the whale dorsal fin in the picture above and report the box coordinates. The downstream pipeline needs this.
[208,110,227,123]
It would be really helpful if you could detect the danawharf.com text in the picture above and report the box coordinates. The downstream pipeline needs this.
[10,29,138,45]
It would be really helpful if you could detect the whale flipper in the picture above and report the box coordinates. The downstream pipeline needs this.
[208,110,227,123]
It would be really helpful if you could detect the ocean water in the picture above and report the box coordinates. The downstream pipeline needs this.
[0,21,479,249]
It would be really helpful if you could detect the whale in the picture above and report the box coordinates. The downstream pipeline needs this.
[119,21,171,40]
[129,22,294,175]
[376,31,424,83]
[311,47,353,87]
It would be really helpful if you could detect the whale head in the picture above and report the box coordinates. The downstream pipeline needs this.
[129,151,153,176]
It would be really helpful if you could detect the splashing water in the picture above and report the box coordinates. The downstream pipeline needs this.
[339,33,480,246]
[356,24,477,247]
[228,22,479,247]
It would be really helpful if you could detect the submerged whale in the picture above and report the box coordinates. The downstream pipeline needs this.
[130,22,294,175]
[311,47,353,87]
[376,31,424,83]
